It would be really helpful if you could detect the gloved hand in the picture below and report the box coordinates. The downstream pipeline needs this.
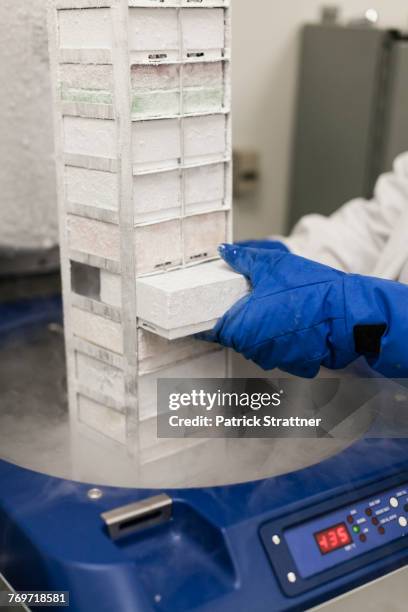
[198,244,408,378]
[236,239,289,252]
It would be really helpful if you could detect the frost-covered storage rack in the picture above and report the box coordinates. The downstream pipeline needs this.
[48,0,233,464]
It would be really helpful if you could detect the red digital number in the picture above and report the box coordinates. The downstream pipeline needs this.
[328,529,338,548]
[314,523,352,555]
[337,525,350,545]
[316,533,330,554]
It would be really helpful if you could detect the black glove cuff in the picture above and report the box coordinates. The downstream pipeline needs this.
[353,324,387,357]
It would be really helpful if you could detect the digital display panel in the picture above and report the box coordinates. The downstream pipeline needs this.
[314,523,352,555]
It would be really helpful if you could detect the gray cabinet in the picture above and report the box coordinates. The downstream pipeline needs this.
[288,25,408,230]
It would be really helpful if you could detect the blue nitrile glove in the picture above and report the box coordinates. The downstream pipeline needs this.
[236,239,289,252]
[198,244,408,379]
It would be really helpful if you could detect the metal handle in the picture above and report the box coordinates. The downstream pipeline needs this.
[101,494,172,540]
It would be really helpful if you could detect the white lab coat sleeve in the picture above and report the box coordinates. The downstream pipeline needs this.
[280,153,408,274]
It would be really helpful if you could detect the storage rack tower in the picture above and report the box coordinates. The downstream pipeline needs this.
[48,0,232,468]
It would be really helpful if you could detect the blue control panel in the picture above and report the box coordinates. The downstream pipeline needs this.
[260,474,408,598]
[285,482,408,578]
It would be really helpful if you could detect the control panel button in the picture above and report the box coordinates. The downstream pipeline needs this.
[269,480,408,585]
[390,497,399,509]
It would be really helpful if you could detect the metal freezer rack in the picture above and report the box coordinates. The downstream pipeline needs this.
[48,0,232,466]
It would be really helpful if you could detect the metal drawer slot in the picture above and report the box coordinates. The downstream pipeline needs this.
[101,494,172,540]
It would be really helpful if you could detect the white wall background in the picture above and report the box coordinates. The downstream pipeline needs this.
[232,0,408,240]
[0,0,58,250]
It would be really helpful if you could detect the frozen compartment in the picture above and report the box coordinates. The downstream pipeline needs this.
[100,271,121,309]
[135,219,182,275]
[183,115,226,163]
[78,395,126,445]
[67,215,120,261]
[63,117,117,160]
[131,64,180,118]
[184,211,227,263]
[71,308,123,354]
[136,259,249,339]
[65,167,118,211]
[60,64,114,91]
[60,64,113,107]
[132,119,181,171]
[58,8,113,50]
[183,62,224,114]
[76,352,125,407]
[181,8,225,59]
[128,8,179,62]
[185,163,225,213]
[137,328,216,375]
[134,170,181,222]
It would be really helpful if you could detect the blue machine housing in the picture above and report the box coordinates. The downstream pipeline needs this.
[0,298,407,612]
